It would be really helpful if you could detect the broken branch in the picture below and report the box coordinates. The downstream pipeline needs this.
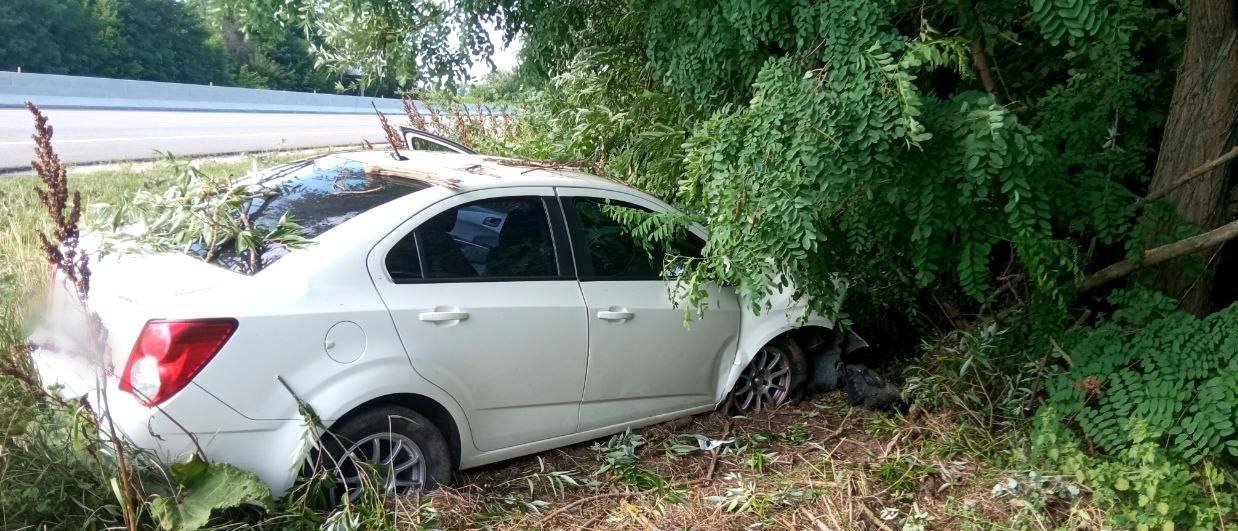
[1139,145,1238,205]
[1079,219,1238,292]
[365,165,461,190]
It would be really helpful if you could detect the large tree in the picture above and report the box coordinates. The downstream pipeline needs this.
[1147,0,1237,314]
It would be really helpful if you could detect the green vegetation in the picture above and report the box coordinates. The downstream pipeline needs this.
[1,0,1236,528]
[0,0,344,92]
[0,0,229,85]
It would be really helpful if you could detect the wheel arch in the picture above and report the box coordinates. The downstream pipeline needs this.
[328,393,463,469]
[719,316,868,404]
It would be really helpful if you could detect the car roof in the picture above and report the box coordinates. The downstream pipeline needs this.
[336,150,637,195]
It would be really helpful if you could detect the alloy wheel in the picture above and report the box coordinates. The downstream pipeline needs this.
[332,432,427,503]
[731,344,793,412]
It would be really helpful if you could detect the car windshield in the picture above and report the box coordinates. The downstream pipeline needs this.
[195,154,427,273]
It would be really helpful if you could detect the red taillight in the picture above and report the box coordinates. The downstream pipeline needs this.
[119,319,238,406]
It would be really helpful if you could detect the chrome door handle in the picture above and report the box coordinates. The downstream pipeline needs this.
[419,311,470,322]
[597,310,634,321]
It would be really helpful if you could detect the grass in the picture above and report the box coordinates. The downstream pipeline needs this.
[0,153,1097,530]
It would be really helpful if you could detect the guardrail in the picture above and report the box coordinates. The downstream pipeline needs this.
[0,71,458,115]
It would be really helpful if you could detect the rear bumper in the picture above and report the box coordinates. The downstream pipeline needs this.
[31,345,306,495]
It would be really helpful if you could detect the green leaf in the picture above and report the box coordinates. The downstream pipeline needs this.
[150,455,273,531]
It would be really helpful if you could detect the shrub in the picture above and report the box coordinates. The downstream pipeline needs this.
[1033,413,1234,530]
[1046,289,1237,462]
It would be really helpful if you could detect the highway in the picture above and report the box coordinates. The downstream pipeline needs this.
[0,109,389,173]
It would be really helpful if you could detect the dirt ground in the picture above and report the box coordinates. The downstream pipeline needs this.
[393,392,1030,530]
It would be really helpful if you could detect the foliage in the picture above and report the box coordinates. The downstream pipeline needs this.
[149,454,274,530]
[903,323,1039,435]
[204,0,494,91]
[457,0,1181,334]
[591,429,667,490]
[0,0,355,92]
[0,0,105,75]
[462,69,536,103]
[188,0,340,93]
[1045,289,1238,463]
[0,0,231,84]
[0,399,132,528]
[476,48,701,201]
[1034,414,1234,530]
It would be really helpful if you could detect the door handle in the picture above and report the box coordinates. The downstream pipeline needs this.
[419,311,470,322]
[597,309,634,321]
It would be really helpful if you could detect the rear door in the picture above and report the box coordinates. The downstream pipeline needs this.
[557,188,742,431]
[369,187,587,451]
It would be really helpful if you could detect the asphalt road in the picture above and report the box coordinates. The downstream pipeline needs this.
[0,109,388,173]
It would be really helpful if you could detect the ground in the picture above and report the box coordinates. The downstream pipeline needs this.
[398,392,1030,530]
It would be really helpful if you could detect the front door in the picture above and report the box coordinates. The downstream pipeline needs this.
[558,189,742,431]
[370,188,588,451]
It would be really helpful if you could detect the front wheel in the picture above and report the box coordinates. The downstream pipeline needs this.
[319,406,452,505]
[728,337,806,413]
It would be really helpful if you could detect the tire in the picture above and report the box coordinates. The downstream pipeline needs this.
[727,336,808,413]
[317,406,452,504]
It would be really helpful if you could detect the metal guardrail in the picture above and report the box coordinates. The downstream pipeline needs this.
[0,71,489,115]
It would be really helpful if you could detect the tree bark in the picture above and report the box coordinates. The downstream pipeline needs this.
[969,38,1001,104]
[1147,0,1238,314]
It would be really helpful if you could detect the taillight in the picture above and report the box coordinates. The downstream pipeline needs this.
[119,319,238,406]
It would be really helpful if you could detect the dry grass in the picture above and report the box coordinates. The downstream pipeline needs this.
[406,394,1044,530]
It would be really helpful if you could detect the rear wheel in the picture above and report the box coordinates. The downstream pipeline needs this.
[728,337,806,412]
[319,406,452,505]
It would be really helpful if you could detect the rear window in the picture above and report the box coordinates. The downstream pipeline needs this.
[200,155,427,273]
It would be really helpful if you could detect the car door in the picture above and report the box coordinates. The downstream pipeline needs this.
[557,187,742,431]
[369,187,588,451]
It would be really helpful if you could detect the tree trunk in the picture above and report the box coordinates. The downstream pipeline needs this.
[1148,0,1238,314]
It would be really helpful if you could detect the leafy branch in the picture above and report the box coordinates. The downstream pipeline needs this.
[90,154,310,274]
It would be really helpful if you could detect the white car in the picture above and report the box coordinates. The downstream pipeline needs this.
[34,132,864,500]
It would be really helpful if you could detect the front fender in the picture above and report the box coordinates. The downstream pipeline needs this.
[716,291,867,404]
[715,291,828,403]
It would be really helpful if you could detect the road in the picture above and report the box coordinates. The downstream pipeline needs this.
[0,109,389,173]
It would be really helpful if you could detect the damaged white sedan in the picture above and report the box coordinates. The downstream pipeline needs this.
[33,130,866,501]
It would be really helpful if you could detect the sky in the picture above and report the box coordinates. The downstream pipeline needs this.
[467,23,522,82]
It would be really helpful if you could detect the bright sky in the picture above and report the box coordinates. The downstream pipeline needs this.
[467,23,522,82]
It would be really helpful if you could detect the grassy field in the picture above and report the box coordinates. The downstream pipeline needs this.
[0,154,1088,530]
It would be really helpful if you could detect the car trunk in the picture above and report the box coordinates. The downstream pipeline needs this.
[37,251,239,394]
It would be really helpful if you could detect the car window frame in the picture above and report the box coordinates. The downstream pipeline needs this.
[558,193,705,282]
[381,192,575,284]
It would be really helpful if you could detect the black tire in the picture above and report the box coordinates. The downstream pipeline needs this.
[727,335,808,413]
[318,406,452,503]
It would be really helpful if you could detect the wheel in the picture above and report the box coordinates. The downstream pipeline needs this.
[318,406,452,504]
[728,337,807,413]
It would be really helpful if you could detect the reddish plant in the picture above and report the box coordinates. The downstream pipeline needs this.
[27,102,90,302]
[451,105,472,147]
[373,103,407,154]
[403,95,428,130]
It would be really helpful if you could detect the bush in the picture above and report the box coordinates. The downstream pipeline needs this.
[1046,289,1237,462]
[1033,414,1234,530]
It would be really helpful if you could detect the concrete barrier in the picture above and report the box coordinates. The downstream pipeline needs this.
[0,71,486,115]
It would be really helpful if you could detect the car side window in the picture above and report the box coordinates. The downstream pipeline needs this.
[408,138,453,152]
[388,196,558,282]
[385,232,422,282]
[571,197,704,280]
